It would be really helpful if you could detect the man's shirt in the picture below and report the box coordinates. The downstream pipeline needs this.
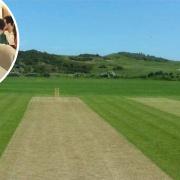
[4,31,15,46]
[0,30,8,44]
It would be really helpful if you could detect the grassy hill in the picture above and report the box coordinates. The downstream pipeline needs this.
[11,50,180,80]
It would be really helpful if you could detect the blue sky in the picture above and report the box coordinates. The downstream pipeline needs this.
[4,0,180,60]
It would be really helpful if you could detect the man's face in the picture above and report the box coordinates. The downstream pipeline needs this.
[4,19,10,30]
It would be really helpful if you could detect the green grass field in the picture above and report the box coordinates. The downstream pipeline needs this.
[1,77,180,96]
[0,77,180,179]
[0,93,30,156]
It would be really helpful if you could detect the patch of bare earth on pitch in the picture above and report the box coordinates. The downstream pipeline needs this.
[0,97,171,180]
[131,97,180,117]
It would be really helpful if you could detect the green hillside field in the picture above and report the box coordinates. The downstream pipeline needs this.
[0,77,180,179]
[12,50,180,80]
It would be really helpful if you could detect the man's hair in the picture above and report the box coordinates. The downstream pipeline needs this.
[0,19,5,30]
[4,16,14,26]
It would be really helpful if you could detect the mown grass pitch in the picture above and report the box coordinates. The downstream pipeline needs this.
[131,97,180,117]
[0,77,180,179]
[0,97,170,179]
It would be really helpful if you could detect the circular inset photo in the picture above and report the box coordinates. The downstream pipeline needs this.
[0,0,19,82]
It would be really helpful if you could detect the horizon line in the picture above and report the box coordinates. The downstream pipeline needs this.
[18,48,179,61]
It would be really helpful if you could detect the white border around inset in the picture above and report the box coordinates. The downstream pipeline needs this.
[0,0,20,83]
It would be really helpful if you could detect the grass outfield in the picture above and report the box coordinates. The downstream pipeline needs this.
[0,93,31,156]
[0,77,180,179]
[1,77,180,96]
[82,96,180,179]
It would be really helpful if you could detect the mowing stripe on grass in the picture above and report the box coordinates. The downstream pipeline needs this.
[82,96,179,179]
[131,97,180,117]
[0,97,170,180]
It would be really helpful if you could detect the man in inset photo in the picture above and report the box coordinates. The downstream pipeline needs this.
[0,43,15,78]
[0,3,17,80]
[0,18,7,44]
[4,16,17,49]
